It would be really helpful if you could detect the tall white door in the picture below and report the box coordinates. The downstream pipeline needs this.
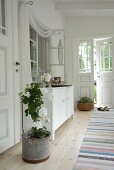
[96,38,114,108]
[0,0,14,153]
[75,40,94,101]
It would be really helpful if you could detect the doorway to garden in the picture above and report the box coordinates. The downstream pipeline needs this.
[75,37,114,108]
[93,37,113,108]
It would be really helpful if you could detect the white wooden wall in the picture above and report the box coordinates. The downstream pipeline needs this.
[66,17,114,38]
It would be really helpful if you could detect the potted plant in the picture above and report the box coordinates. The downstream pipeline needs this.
[19,82,51,163]
[41,72,51,87]
[77,96,93,111]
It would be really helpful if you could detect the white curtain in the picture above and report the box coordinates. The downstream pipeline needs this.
[28,8,51,38]
[18,1,51,89]
[19,1,32,89]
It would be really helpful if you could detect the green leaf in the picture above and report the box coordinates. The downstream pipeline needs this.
[19,82,51,138]
[25,109,28,116]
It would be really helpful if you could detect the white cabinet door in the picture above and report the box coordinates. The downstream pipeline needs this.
[41,86,74,140]
[43,98,52,132]
[52,88,66,131]
[66,86,74,118]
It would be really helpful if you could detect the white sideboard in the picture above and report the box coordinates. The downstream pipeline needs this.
[43,85,74,140]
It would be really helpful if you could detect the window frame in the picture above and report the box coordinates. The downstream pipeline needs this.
[100,41,112,72]
[78,42,92,73]
[29,25,38,82]
[0,0,7,35]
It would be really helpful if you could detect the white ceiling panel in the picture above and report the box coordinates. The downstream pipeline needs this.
[55,0,114,2]
[54,0,114,16]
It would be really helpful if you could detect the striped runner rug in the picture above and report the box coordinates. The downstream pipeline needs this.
[73,109,114,170]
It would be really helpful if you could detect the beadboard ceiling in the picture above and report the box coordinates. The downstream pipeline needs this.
[54,0,114,17]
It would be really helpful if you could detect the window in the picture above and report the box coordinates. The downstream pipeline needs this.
[49,30,65,81]
[100,41,112,72]
[29,25,38,82]
[0,0,6,35]
[38,35,47,73]
[78,42,92,73]
[29,26,49,82]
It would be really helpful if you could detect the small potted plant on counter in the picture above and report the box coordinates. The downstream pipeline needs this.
[19,82,51,163]
[41,72,52,87]
[77,96,94,111]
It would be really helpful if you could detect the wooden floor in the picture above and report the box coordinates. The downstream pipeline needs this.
[0,109,92,170]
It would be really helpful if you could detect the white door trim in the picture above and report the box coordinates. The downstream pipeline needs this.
[12,0,21,144]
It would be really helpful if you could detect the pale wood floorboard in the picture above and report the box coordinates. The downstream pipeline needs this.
[0,109,92,170]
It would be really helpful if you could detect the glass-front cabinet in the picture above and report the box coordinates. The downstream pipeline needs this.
[49,30,65,81]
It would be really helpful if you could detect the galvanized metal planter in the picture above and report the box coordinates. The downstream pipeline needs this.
[22,132,50,163]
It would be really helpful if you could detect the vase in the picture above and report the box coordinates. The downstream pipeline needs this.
[45,82,50,87]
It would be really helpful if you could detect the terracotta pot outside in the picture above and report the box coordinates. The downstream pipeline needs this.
[77,102,93,111]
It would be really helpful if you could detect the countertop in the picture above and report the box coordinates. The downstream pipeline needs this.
[50,84,72,87]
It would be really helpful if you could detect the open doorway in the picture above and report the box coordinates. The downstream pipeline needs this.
[93,37,113,108]
[75,37,114,108]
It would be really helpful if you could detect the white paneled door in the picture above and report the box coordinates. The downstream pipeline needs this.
[96,38,114,108]
[0,0,14,153]
[75,40,94,101]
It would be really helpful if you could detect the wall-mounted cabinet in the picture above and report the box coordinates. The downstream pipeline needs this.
[49,30,65,81]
